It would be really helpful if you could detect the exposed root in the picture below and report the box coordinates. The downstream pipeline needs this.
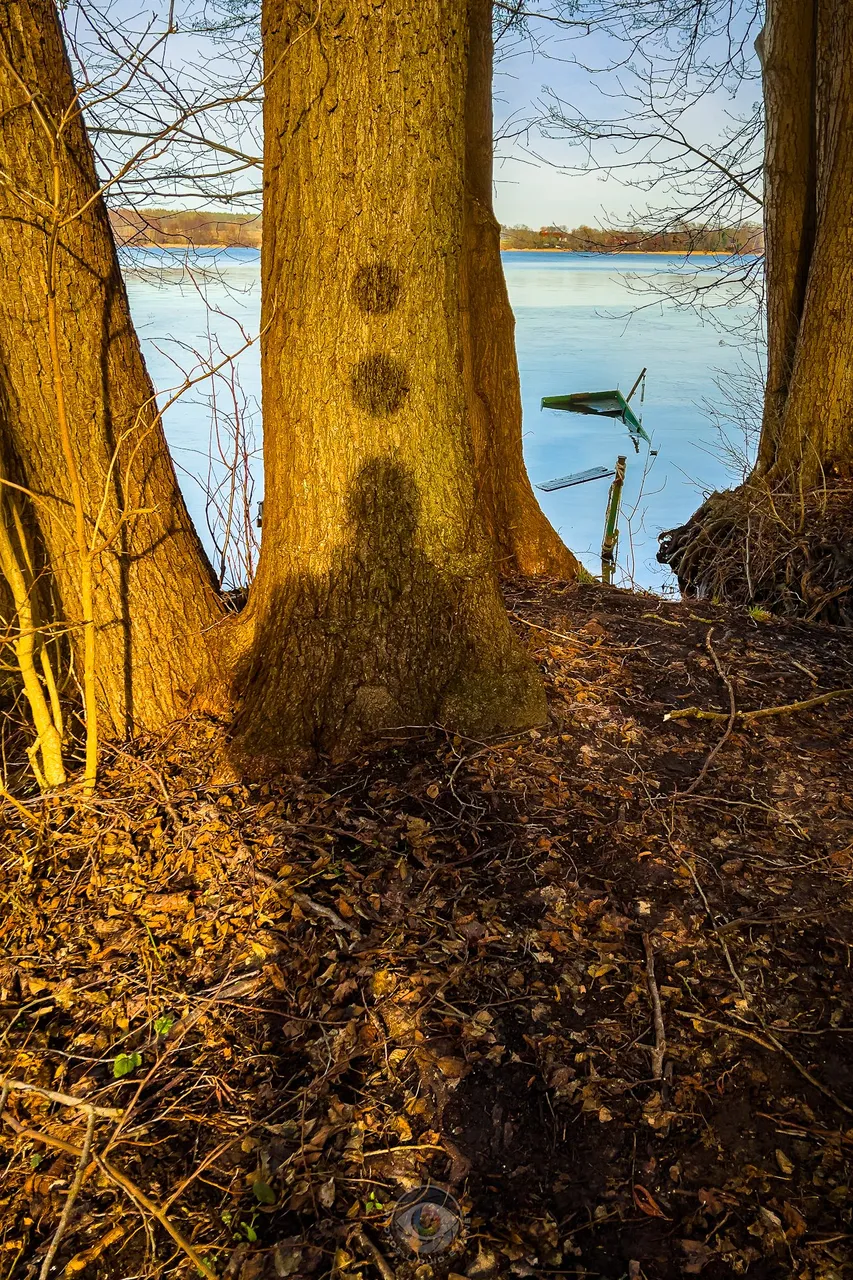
[658,477,853,625]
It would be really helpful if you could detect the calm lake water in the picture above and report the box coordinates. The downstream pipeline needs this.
[123,247,764,590]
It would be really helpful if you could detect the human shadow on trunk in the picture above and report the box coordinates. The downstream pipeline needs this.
[229,453,535,766]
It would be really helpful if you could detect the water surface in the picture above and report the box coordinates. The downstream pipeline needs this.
[123,247,763,590]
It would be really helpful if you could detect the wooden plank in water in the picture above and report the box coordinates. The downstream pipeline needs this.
[536,465,614,492]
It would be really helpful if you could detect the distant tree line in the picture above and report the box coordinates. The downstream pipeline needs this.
[110,210,762,255]
[110,207,262,247]
[499,223,764,253]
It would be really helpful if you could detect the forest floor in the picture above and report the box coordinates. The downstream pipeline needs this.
[3,580,853,1280]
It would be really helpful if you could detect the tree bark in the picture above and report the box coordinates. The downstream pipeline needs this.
[463,0,579,578]
[758,0,817,469]
[0,0,224,737]
[758,0,853,484]
[231,0,546,762]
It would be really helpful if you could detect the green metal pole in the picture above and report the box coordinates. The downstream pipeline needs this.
[601,455,627,585]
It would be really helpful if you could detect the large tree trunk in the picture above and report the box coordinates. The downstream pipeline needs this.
[463,0,579,579]
[659,0,853,621]
[230,0,545,762]
[0,0,224,736]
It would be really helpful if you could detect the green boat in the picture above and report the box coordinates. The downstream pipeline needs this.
[541,370,651,448]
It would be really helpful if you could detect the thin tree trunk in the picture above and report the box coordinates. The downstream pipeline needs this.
[231,0,545,762]
[463,0,579,578]
[0,0,224,737]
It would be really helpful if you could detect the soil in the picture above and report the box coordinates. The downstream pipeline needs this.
[2,580,853,1280]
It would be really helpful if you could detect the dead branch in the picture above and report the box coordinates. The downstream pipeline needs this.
[677,628,738,798]
[292,892,360,936]
[666,686,853,723]
[0,1111,219,1280]
[350,1227,395,1280]
[642,934,666,1079]
[0,1078,123,1118]
[675,1011,853,1120]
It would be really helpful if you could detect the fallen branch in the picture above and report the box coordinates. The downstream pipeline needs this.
[666,686,853,723]
[351,1227,395,1280]
[292,892,360,936]
[508,612,594,648]
[94,1153,219,1280]
[0,785,41,830]
[0,1078,123,1118]
[642,934,666,1079]
[63,1224,125,1276]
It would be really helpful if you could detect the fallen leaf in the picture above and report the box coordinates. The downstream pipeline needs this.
[782,1201,807,1238]
[633,1184,669,1219]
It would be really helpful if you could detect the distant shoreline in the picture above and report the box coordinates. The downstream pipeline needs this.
[500,247,759,256]
[125,243,759,257]
[110,211,763,256]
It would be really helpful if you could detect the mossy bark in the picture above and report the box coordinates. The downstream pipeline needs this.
[0,0,224,736]
[230,0,546,762]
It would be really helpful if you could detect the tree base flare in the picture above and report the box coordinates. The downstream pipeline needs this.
[227,462,547,767]
[228,598,546,769]
[658,478,853,625]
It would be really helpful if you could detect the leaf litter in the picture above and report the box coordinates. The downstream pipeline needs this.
[2,581,853,1280]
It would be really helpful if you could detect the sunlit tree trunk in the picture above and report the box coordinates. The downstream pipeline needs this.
[230,0,545,762]
[463,0,579,578]
[0,0,224,737]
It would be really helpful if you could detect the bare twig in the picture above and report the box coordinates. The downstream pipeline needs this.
[675,1011,853,1119]
[0,785,41,830]
[642,934,666,1079]
[38,1107,95,1280]
[0,1112,219,1280]
[0,1078,123,1118]
[94,1151,219,1280]
[677,628,737,798]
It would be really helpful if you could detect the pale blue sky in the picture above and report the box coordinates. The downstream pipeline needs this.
[76,0,762,229]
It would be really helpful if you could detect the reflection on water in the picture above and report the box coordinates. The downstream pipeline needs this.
[122,246,764,591]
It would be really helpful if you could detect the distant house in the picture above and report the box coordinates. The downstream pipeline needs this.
[539,226,570,242]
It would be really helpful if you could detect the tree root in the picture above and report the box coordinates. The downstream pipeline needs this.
[658,478,853,625]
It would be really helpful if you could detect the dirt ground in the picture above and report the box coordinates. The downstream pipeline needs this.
[2,580,853,1280]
